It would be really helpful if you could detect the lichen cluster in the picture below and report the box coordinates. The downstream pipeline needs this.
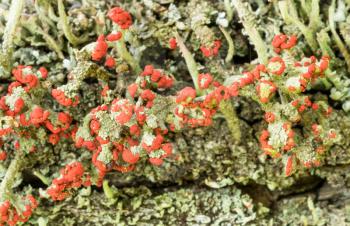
[1,0,350,225]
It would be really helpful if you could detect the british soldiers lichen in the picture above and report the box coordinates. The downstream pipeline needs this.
[1,0,350,225]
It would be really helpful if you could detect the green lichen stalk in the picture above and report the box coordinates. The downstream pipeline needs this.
[57,0,88,46]
[114,29,142,75]
[232,0,268,64]
[0,0,25,77]
[0,151,24,201]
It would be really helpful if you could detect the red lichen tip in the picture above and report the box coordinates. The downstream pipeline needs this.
[108,7,133,29]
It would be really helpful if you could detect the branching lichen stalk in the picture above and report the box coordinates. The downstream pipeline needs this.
[175,33,201,95]
[224,0,234,23]
[300,0,310,15]
[329,0,350,72]
[232,0,268,64]
[219,100,241,142]
[0,151,24,201]
[33,170,50,186]
[115,30,142,75]
[34,0,56,29]
[58,0,88,46]
[278,0,318,51]
[0,0,25,77]
[219,26,235,64]
[309,0,321,33]
[36,27,64,59]
[317,30,336,59]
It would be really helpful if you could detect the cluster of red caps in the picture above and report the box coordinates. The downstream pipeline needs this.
[0,195,37,226]
[291,96,326,114]
[108,7,133,30]
[0,66,75,157]
[252,34,337,175]
[46,162,91,201]
[51,89,79,107]
[174,74,234,128]
[74,65,176,186]
[138,65,174,90]
[0,66,47,120]
[291,55,330,91]
[200,40,222,58]
[259,123,295,158]
[74,103,138,185]
[11,66,47,92]
[91,34,119,68]
[272,34,297,53]
[55,7,141,187]
[168,37,221,58]
[90,7,132,68]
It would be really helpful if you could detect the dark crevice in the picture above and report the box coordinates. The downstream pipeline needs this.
[20,169,48,189]
[236,182,277,208]
[276,176,325,202]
